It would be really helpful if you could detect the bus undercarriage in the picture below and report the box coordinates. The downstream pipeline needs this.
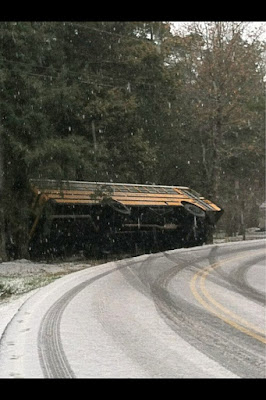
[28,180,223,259]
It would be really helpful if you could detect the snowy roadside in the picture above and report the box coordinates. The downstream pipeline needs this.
[1,234,265,342]
[0,291,39,340]
[0,258,93,299]
[0,258,94,340]
[1,231,265,302]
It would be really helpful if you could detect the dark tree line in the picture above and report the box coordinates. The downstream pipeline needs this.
[0,21,265,259]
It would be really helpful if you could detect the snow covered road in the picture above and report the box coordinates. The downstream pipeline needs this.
[0,240,265,378]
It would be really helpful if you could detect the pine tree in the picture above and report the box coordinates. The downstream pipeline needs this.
[160,22,265,233]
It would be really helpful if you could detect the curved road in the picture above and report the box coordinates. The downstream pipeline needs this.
[0,240,265,378]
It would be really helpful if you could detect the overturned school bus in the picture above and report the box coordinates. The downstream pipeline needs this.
[29,179,223,258]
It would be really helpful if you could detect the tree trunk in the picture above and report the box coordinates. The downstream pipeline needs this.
[15,190,30,260]
[0,129,7,261]
[91,120,97,163]
[0,208,7,262]
[15,225,30,259]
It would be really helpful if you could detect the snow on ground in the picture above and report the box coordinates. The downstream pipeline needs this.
[0,291,38,339]
[0,258,94,341]
[0,231,264,344]
[0,258,92,298]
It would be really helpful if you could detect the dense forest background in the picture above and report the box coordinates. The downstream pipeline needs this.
[0,21,265,259]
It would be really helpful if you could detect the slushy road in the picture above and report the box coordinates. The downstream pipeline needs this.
[0,240,265,378]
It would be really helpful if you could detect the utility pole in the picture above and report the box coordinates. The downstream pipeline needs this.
[235,179,246,240]
[240,200,246,240]
[0,127,7,261]
[91,120,97,163]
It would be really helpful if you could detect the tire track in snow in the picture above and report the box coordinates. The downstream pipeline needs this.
[38,268,118,378]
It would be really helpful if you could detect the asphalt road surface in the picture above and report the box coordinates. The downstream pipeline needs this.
[0,240,265,378]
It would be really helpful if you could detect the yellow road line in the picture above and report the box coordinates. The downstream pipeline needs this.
[190,251,266,344]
